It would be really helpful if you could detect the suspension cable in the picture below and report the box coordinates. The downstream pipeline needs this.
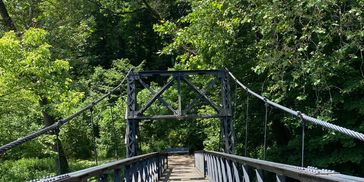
[109,95,118,159]
[245,96,249,157]
[0,68,134,155]
[298,112,305,167]
[90,107,98,165]
[263,99,268,160]
[226,68,364,142]
[232,79,238,154]
[55,129,61,174]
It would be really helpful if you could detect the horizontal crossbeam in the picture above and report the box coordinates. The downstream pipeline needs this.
[129,114,222,120]
[138,70,219,77]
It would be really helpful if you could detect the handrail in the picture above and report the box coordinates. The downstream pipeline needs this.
[196,151,364,182]
[0,68,134,155]
[33,152,168,182]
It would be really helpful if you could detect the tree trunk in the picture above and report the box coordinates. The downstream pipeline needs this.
[40,97,70,174]
[0,0,17,31]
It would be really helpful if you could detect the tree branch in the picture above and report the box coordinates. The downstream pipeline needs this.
[0,0,17,31]
[141,0,163,20]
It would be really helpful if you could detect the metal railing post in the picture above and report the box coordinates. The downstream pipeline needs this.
[125,165,131,182]
[242,164,250,182]
[114,169,121,182]
[255,169,263,182]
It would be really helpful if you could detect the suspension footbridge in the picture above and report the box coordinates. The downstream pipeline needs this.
[1,68,364,182]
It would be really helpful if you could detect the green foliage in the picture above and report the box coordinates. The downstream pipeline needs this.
[1,0,364,179]
[68,159,97,172]
[0,158,98,181]
[0,157,56,181]
[0,28,80,160]
[61,59,133,159]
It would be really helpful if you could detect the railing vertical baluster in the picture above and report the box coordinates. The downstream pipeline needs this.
[134,163,138,182]
[137,160,141,182]
[217,156,223,182]
[154,157,158,182]
[125,165,131,182]
[147,159,152,182]
[151,157,155,182]
[146,159,150,182]
[164,154,168,171]
[210,155,215,181]
[150,157,153,182]
[131,163,136,182]
[132,164,137,182]
[166,154,168,170]
[212,155,218,182]
[216,156,221,182]
[150,158,153,182]
[255,169,263,182]
[276,174,286,182]
[203,152,207,178]
[212,155,217,182]
[220,158,227,182]
[232,161,240,182]
[114,168,121,182]
[149,158,152,182]
[242,164,250,182]
[141,160,144,182]
[158,154,161,179]
[206,155,210,180]
[207,155,214,181]
[225,160,233,182]
[153,156,157,182]
[142,159,146,182]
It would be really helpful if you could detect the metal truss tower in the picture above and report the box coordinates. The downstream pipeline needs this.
[126,69,234,157]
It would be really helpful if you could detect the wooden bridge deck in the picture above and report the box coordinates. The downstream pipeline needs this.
[159,155,208,182]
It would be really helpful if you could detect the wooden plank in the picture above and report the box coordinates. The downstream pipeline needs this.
[158,155,208,182]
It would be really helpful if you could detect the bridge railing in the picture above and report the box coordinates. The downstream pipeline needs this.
[195,151,364,182]
[35,152,168,182]
[194,151,206,177]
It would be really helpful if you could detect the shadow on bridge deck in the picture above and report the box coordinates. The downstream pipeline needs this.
[159,155,208,182]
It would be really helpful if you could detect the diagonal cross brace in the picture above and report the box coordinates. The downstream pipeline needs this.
[183,78,218,114]
[138,78,177,115]
[181,76,222,113]
[136,78,175,116]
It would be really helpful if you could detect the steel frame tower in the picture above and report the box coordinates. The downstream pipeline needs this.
[126,69,233,157]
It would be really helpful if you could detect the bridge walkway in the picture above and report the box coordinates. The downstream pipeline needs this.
[159,155,207,182]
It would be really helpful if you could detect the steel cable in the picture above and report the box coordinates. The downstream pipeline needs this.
[299,113,305,167]
[0,68,134,155]
[55,129,61,174]
[90,107,98,165]
[263,101,268,160]
[244,96,249,157]
[109,96,118,159]
[226,68,364,142]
